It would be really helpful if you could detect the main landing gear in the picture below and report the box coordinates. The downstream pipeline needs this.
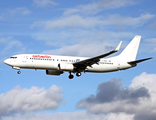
[68,72,81,79]
[69,74,74,79]
[76,72,81,77]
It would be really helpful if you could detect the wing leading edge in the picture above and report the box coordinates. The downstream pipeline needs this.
[73,41,122,71]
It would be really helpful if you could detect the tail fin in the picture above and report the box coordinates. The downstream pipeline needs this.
[119,35,141,61]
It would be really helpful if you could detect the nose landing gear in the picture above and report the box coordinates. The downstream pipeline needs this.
[12,67,21,74]
[17,70,21,74]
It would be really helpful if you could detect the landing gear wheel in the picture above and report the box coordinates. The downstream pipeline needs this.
[69,74,74,79]
[17,71,21,74]
[76,72,81,77]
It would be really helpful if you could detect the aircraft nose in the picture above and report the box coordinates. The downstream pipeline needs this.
[4,59,10,65]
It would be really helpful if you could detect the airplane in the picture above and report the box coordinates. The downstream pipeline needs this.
[4,35,152,79]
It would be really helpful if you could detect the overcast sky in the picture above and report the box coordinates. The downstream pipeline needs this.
[0,0,156,120]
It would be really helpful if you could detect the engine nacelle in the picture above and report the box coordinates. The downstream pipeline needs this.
[58,63,74,71]
[46,70,63,76]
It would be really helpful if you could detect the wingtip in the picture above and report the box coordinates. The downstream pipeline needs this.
[114,41,122,51]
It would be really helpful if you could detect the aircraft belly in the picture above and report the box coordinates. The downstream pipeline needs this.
[87,64,117,73]
[25,61,58,70]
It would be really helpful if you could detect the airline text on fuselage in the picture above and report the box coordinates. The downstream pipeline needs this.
[32,55,51,59]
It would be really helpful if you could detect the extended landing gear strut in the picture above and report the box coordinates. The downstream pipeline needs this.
[12,67,21,74]
[69,72,74,79]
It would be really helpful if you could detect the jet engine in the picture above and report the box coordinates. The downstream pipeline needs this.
[46,70,63,76]
[58,63,74,71]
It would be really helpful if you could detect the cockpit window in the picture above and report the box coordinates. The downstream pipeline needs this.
[10,57,17,59]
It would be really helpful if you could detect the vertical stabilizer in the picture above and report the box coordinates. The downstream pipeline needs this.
[119,35,141,61]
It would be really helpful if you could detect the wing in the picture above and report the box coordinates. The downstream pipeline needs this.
[73,41,122,71]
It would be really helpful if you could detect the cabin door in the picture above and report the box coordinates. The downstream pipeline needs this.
[117,61,120,70]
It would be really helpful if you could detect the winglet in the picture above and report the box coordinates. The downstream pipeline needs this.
[114,41,122,52]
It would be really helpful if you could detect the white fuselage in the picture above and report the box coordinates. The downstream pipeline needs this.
[4,54,133,73]
[4,36,152,79]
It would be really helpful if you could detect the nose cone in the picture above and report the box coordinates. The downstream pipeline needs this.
[4,59,10,65]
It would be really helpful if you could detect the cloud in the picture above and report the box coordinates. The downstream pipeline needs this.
[144,38,156,52]
[134,112,156,120]
[0,7,30,19]
[39,31,134,57]
[149,21,156,30]
[0,36,27,64]
[77,78,150,112]
[85,79,149,104]
[41,41,114,57]
[0,37,25,55]
[32,14,155,30]
[104,14,155,28]
[33,31,134,56]
[77,72,156,120]
[1,73,156,120]
[130,72,156,92]
[31,0,152,31]
[63,0,137,16]
[32,15,102,29]
[8,7,31,16]
[0,85,62,116]
[33,0,58,7]
[0,111,134,120]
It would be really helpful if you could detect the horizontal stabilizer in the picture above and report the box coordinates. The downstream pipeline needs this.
[128,57,152,65]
